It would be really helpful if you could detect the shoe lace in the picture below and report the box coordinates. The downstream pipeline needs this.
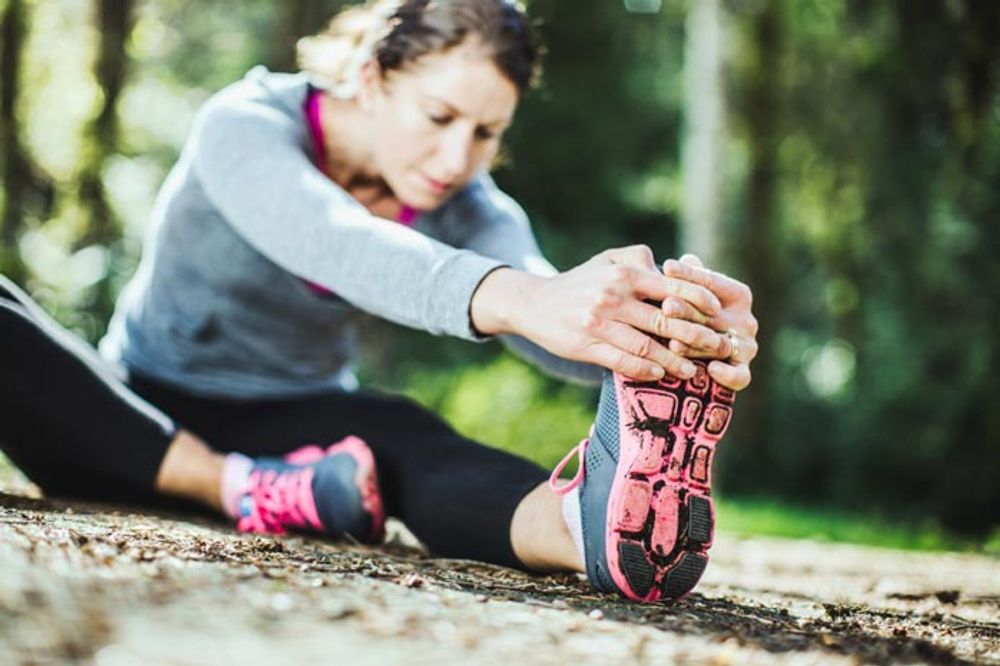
[548,438,589,496]
[237,467,323,535]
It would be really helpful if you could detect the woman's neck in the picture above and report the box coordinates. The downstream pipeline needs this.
[317,94,402,218]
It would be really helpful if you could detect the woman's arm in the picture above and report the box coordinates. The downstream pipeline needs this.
[190,91,505,341]
[458,178,730,381]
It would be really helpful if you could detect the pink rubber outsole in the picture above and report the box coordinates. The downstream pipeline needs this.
[605,361,734,602]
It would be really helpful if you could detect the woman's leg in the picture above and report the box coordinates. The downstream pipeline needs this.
[510,481,582,571]
[0,275,579,570]
[128,375,581,571]
[0,275,232,514]
[0,294,178,504]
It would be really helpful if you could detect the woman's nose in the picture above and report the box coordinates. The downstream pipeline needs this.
[436,126,474,179]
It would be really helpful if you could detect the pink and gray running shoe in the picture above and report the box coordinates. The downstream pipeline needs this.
[237,435,385,544]
[551,361,734,602]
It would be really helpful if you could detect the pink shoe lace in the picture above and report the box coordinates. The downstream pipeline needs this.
[549,437,590,496]
[236,467,324,535]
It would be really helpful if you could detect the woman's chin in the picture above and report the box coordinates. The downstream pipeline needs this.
[400,189,446,212]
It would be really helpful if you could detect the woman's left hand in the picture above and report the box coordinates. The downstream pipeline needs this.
[659,254,758,391]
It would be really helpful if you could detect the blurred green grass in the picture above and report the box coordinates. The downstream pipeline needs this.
[715,497,1000,555]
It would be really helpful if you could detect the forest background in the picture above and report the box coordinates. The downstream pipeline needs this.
[0,0,997,547]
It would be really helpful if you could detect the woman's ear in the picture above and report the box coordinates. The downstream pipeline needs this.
[356,58,383,112]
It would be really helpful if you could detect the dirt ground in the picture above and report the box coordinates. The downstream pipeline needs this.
[0,471,997,665]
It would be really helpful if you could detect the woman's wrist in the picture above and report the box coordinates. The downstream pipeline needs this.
[469,267,541,337]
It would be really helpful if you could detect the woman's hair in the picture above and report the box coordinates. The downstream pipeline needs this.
[297,0,541,95]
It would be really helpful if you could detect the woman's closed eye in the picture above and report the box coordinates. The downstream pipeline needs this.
[427,113,498,141]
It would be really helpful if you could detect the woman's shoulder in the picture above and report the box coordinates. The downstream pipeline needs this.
[440,173,530,228]
[199,66,314,122]
[420,172,532,246]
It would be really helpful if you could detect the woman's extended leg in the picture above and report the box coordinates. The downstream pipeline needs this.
[509,480,582,571]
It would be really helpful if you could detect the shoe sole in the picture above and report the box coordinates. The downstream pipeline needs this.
[604,360,734,602]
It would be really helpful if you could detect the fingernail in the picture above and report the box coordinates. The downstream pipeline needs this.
[683,362,696,377]
[651,366,665,379]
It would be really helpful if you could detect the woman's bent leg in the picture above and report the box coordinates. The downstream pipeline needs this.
[127,377,577,570]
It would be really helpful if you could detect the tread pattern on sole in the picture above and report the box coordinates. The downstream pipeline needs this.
[662,552,708,600]
[618,541,655,598]
[608,360,733,603]
[687,495,713,546]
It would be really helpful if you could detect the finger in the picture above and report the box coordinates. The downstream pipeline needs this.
[626,269,722,317]
[708,360,751,391]
[679,253,704,269]
[662,258,717,292]
[601,244,658,272]
[661,297,713,326]
[668,339,691,356]
[677,254,755,313]
[729,333,759,365]
[670,339,725,360]
[616,300,728,356]
[586,342,667,381]
[599,318,696,379]
[659,317,729,356]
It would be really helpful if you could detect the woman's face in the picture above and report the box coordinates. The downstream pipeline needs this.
[361,43,519,210]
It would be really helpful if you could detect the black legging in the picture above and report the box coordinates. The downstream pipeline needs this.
[0,276,548,568]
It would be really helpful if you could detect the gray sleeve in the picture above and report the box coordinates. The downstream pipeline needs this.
[189,93,506,340]
[461,176,604,386]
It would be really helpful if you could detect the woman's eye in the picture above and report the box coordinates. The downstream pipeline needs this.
[475,128,496,141]
[428,114,451,126]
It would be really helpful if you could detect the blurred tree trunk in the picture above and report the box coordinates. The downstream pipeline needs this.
[75,0,135,319]
[268,0,339,72]
[728,1,782,482]
[0,0,54,284]
[681,0,724,268]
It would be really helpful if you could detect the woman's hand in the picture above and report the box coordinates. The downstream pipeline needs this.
[471,245,733,381]
[659,254,758,391]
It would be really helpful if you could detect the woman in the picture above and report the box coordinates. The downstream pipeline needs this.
[0,0,757,603]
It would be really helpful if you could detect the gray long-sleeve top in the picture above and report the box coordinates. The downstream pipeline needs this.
[100,67,602,398]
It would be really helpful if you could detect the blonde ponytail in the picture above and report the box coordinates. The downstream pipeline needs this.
[296,0,402,94]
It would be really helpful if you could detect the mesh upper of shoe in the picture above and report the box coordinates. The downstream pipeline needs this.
[595,374,620,459]
[236,466,323,535]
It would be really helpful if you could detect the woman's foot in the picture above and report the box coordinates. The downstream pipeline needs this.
[224,436,385,544]
[551,360,734,602]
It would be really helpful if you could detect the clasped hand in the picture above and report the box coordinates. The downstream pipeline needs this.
[516,245,758,391]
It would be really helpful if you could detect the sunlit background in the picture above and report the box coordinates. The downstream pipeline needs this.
[1,0,997,551]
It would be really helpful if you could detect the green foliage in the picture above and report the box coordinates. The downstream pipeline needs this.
[401,353,597,470]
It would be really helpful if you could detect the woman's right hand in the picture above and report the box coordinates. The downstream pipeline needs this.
[471,245,732,381]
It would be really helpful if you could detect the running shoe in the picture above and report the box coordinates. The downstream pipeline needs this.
[550,360,734,602]
[237,436,385,544]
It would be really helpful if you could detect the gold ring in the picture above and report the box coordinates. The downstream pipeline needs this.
[727,329,740,362]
